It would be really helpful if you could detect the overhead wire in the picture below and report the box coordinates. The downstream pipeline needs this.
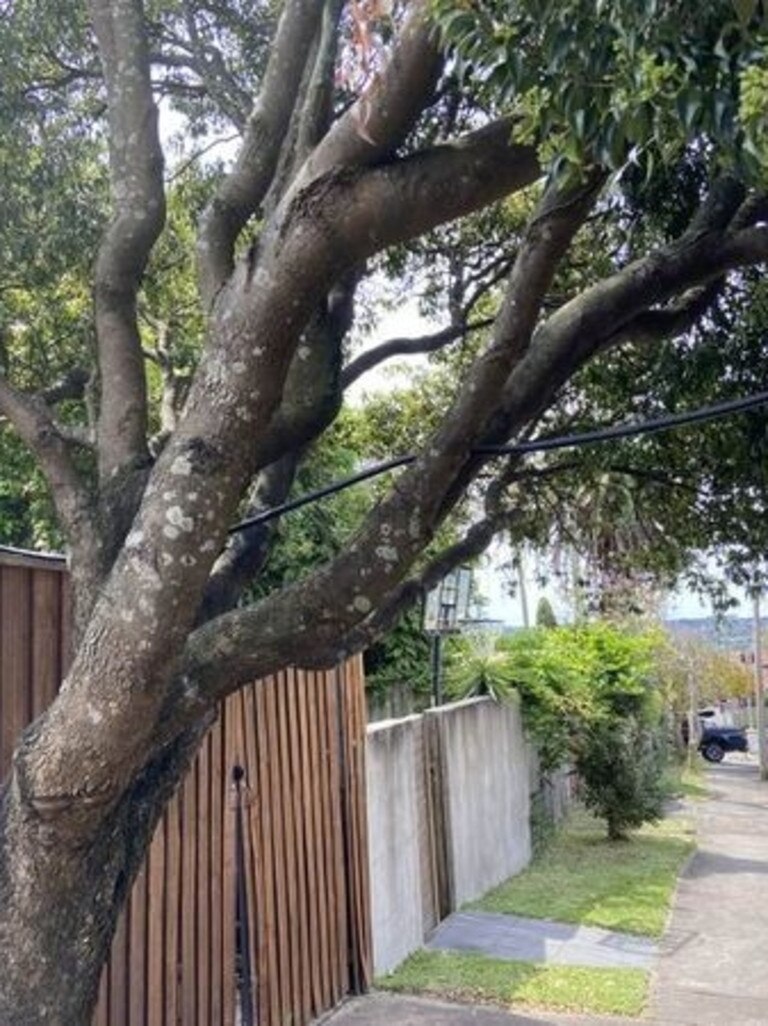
[229,389,768,535]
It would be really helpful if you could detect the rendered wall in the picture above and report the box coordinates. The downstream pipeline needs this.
[431,697,531,907]
[366,697,534,975]
[366,715,426,974]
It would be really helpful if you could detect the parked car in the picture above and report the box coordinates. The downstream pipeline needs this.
[698,706,734,728]
[699,725,748,763]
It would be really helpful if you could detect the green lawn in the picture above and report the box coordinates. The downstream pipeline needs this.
[669,760,710,801]
[378,804,695,1017]
[378,950,648,1017]
[473,806,695,937]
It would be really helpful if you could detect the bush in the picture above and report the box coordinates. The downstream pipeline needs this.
[448,623,670,840]
[575,718,667,841]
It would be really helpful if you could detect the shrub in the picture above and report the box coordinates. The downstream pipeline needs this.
[449,623,670,840]
[575,717,667,841]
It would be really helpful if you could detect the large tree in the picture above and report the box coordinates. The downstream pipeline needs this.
[2,1,768,1020]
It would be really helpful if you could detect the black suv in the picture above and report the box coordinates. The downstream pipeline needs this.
[699,725,749,763]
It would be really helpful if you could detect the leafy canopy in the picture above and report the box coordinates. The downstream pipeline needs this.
[434,0,768,180]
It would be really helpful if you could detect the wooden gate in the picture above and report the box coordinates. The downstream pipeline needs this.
[0,547,371,1026]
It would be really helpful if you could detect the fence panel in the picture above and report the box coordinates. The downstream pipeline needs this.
[0,547,370,1026]
[0,549,70,779]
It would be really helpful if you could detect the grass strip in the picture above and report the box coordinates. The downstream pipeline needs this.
[474,806,694,938]
[378,949,648,1017]
[669,760,710,800]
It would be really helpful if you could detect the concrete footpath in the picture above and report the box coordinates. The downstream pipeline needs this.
[326,760,768,1026]
[649,759,768,1025]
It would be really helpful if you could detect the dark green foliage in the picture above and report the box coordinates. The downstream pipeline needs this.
[575,718,667,841]
[449,624,668,839]
[364,606,431,705]
[433,0,768,182]
[536,597,558,628]
[247,415,371,598]
[529,789,558,858]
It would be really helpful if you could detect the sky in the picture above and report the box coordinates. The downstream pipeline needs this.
[477,546,753,627]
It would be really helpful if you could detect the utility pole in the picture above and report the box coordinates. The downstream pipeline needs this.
[753,587,768,780]
[516,551,530,629]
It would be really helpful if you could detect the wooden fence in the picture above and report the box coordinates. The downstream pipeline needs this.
[0,546,71,780]
[0,547,371,1026]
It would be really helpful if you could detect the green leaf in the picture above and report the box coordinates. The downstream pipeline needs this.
[676,87,703,133]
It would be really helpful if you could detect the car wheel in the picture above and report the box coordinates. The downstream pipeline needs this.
[702,741,725,763]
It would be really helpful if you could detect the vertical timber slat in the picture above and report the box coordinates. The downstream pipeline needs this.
[128,856,149,1026]
[209,714,224,1026]
[196,732,212,1026]
[256,678,279,1026]
[222,697,237,1026]
[241,684,261,1026]
[0,566,31,781]
[164,795,181,1026]
[288,669,312,1026]
[108,900,129,1026]
[277,667,301,1025]
[181,760,199,1026]
[146,815,166,1026]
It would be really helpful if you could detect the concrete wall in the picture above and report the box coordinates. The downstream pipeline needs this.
[366,697,533,975]
[431,697,531,908]
[366,715,426,974]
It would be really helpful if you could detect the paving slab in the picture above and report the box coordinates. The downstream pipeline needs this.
[427,911,658,970]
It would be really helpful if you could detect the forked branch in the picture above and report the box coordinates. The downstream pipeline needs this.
[196,0,327,306]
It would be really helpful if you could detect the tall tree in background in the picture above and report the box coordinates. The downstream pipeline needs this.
[2,1,768,1020]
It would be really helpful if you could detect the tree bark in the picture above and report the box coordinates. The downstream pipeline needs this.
[0,720,209,1025]
[4,0,768,1018]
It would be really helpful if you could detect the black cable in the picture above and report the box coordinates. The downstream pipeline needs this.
[229,389,768,535]
[477,389,768,454]
[229,455,416,533]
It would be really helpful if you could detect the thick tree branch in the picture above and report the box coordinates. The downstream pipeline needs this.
[609,280,723,348]
[89,0,166,482]
[474,216,768,466]
[261,0,347,220]
[196,120,541,490]
[341,317,494,390]
[197,453,299,623]
[199,276,356,620]
[0,378,95,543]
[323,514,508,664]
[294,0,346,161]
[196,0,326,306]
[173,176,599,710]
[296,1,442,182]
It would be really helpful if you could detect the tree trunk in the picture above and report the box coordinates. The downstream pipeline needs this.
[0,724,206,1025]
